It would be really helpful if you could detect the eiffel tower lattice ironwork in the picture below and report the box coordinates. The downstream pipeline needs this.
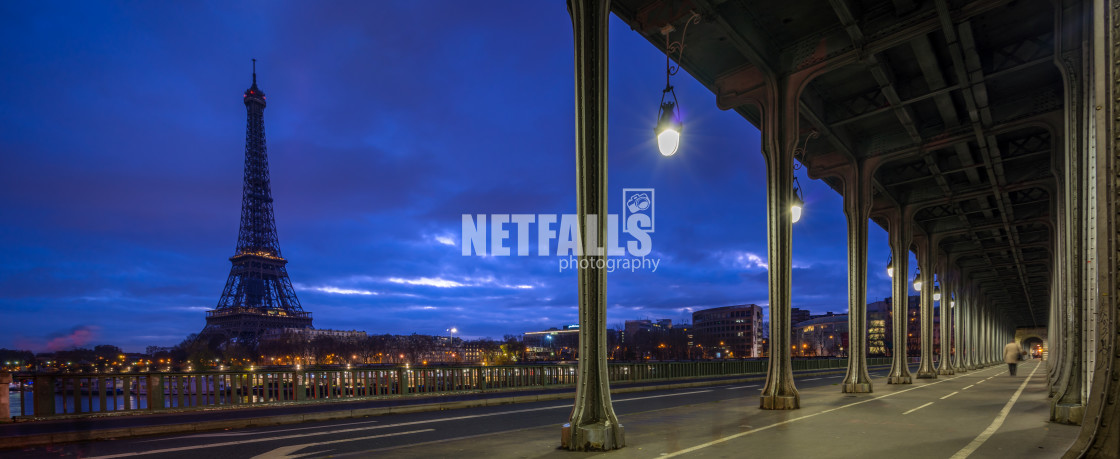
[199,61,312,343]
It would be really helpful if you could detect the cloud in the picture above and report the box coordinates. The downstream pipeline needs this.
[294,283,377,296]
[387,277,466,288]
[718,251,769,270]
[384,276,534,290]
[37,325,101,352]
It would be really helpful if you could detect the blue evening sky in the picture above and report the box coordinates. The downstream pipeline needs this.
[0,1,906,352]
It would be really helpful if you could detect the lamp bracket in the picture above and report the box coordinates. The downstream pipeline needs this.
[792,131,819,170]
[663,12,701,88]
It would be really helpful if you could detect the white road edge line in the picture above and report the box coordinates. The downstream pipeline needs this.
[940,391,959,400]
[950,362,1040,459]
[659,374,960,458]
[802,378,821,381]
[249,429,434,459]
[903,402,934,415]
[726,385,759,390]
[90,429,434,459]
[136,419,384,442]
[81,404,573,458]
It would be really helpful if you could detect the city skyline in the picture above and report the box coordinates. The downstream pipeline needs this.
[0,1,913,353]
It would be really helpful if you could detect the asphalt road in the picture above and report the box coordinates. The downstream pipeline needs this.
[4,369,881,458]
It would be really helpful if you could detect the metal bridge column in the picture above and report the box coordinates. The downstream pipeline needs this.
[887,208,913,384]
[841,161,874,393]
[916,235,937,379]
[560,0,624,450]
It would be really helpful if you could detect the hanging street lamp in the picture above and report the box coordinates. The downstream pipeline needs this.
[654,12,699,157]
[791,176,805,223]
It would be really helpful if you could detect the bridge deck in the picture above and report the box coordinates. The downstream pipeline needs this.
[0,361,1078,457]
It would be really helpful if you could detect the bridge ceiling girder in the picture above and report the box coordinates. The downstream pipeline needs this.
[612,0,1060,328]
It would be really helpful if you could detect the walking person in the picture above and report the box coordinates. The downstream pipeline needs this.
[1004,340,1024,376]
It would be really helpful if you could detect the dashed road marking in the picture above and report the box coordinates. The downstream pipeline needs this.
[616,390,712,402]
[903,402,934,415]
[660,373,957,457]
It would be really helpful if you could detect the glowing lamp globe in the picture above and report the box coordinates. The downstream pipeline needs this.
[790,191,804,223]
[656,102,681,156]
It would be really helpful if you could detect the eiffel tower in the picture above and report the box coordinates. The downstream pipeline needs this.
[199,61,312,344]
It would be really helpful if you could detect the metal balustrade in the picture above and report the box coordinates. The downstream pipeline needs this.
[8,358,890,419]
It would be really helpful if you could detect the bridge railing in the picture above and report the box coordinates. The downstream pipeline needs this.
[8,357,890,419]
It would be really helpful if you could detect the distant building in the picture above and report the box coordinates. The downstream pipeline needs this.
[692,304,764,358]
[260,328,367,342]
[867,299,892,356]
[523,325,581,359]
[791,296,945,358]
[790,308,812,326]
[623,319,672,343]
[794,314,848,356]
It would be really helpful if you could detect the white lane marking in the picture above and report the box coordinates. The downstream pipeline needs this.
[615,390,712,402]
[903,402,934,415]
[83,404,573,458]
[940,391,959,400]
[90,387,715,457]
[660,374,960,458]
[726,385,759,390]
[249,429,433,459]
[962,385,974,390]
[951,362,1041,459]
[825,376,843,378]
[138,419,383,441]
[802,378,822,381]
[975,380,984,385]
[329,423,545,457]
